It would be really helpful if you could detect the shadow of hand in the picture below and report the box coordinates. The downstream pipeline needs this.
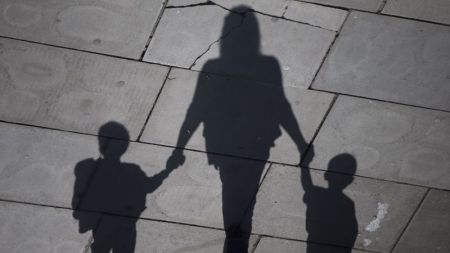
[301,145,314,168]
[166,149,186,170]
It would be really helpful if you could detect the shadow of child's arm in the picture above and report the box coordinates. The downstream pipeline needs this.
[146,150,186,193]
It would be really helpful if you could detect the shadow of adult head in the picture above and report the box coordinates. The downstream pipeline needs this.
[171,6,310,253]
[220,6,260,59]
[201,6,283,85]
[72,121,176,253]
[301,153,358,252]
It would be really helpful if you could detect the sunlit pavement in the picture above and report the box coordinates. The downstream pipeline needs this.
[0,1,449,252]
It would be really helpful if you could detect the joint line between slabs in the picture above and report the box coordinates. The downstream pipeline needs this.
[389,188,431,253]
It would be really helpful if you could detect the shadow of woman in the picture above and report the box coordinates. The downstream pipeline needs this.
[72,121,179,253]
[166,6,311,253]
[301,154,358,252]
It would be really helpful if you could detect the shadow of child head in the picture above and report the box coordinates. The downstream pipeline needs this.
[325,153,357,190]
[98,121,129,158]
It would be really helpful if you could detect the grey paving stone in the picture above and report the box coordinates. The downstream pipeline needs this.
[213,0,290,16]
[313,12,450,111]
[254,237,366,253]
[144,5,242,68]
[0,201,92,253]
[0,0,164,58]
[192,12,335,88]
[305,96,450,190]
[141,68,334,164]
[252,164,426,252]
[92,215,258,252]
[383,0,450,25]
[284,1,348,31]
[304,0,383,12]
[0,38,169,139]
[80,140,269,230]
[393,190,450,253]
[0,122,100,207]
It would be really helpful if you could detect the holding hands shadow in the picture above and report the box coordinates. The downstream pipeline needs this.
[166,149,186,171]
[301,145,314,168]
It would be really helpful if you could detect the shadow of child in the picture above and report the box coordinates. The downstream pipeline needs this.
[72,121,180,253]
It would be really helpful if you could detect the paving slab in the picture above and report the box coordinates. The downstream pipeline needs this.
[144,5,242,68]
[93,215,258,252]
[141,68,334,164]
[284,1,348,31]
[0,0,165,59]
[254,237,366,253]
[80,140,269,230]
[304,96,450,190]
[383,0,450,25]
[212,0,290,16]
[0,201,92,253]
[145,6,334,88]
[0,122,101,207]
[251,164,427,252]
[313,11,450,111]
[393,190,450,253]
[0,38,169,139]
[304,0,383,12]
[192,12,335,88]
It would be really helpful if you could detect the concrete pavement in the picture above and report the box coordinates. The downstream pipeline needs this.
[0,0,449,252]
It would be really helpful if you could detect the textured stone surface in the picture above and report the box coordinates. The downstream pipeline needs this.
[254,237,366,253]
[393,190,450,253]
[96,215,258,252]
[305,96,450,190]
[144,5,242,68]
[0,123,100,207]
[313,12,450,111]
[0,201,92,253]
[0,0,164,58]
[383,0,450,25]
[305,0,383,12]
[80,140,269,229]
[192,12,335,88]
[1,0,448,251]
[284,1,348,31]
[252,164,426,252]
[0,38,168,139]
[141,68,333,164]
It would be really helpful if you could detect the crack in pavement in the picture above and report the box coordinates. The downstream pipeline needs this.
[166,1,213,9]
[166,0,247,13]
[281,2,289,18]
[189,12,246,69]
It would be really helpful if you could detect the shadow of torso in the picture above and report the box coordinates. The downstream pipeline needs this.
[196,55,286,163]
[80,158,148,217]
[303,185,358,252]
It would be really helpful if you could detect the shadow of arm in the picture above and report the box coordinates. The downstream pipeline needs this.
[279,99,308,158]
[146,155,184,193]
[301,167,314,191]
